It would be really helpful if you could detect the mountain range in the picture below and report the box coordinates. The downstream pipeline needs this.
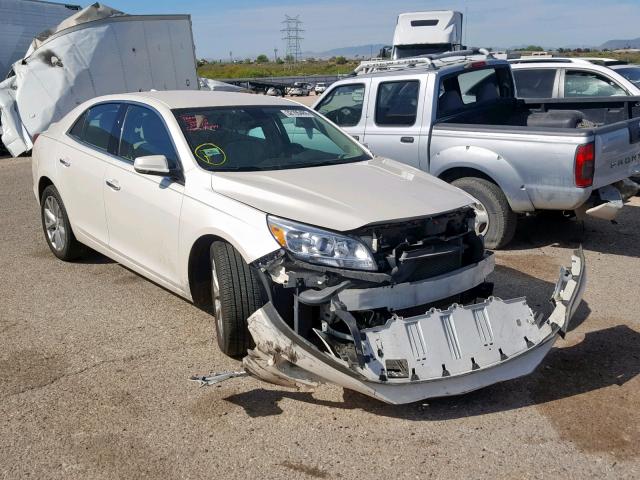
[301,44,387,59]
[600,37,640,50]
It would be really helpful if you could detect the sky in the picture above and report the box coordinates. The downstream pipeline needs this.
[103,0,640,59]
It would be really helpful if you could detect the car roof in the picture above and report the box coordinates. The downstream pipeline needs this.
[98,90,301,109]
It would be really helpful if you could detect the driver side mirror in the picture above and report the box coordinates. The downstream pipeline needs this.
[134,155,170,176]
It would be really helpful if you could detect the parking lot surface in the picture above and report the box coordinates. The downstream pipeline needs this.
[1,155,638,479]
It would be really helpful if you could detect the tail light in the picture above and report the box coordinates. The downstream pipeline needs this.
[575,142,595,188]
[32,133,40,143]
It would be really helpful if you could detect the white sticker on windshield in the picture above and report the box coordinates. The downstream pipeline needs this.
[281,109,314,118]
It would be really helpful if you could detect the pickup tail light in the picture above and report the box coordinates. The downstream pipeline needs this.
[575,142,595,188]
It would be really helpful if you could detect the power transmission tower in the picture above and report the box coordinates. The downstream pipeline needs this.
[281,15,303,65]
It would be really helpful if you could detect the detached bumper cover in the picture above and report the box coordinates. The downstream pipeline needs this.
[243,249,586,404]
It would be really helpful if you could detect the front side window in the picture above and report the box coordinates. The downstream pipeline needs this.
[564,70,627,97]
[316,84,365,127]
[512,69,556,98]
[78,103,120,151]
[174,105,370,172]
[375,80,419,126]
[118,105,178,168]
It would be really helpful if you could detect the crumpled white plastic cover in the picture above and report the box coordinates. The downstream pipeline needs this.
[0,3,197,156]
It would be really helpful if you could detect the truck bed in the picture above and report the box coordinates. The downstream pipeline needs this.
[436,97,640,132]
[432,96,640,206]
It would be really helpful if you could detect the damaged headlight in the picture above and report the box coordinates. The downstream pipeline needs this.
[267,216,377,271]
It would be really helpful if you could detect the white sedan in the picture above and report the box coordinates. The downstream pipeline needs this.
[32,91,584,404]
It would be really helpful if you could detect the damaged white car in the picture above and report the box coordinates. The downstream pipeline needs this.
[32,91,586,404]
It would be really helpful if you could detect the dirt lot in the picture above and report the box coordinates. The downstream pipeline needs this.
[1,155,638,479]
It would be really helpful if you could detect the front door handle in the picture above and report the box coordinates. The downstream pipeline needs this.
[352,135,360,140]
[105,179,121,191]
[400,136,415,143]
[59,158,71,167]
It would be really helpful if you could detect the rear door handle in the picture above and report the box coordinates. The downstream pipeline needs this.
[400,136,415,143]
[105,179,120,191]
[59,158,71,167]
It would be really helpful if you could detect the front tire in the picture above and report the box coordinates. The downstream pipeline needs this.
[210,241,267,358]
[40,185,84,261]
[452,177,517,249]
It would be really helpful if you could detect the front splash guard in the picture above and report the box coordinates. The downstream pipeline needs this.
[243,249,586,405]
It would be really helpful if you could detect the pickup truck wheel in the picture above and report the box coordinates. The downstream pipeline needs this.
[452,177,517,249]
[40,185,84,261]
[210,241,266,358]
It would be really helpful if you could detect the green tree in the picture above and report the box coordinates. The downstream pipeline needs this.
[256,54,269,63]
[335,55,347,64]
[276,57,285,64]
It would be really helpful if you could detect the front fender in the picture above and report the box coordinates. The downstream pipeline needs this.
[177,190,280,294]
[431,145,535,212]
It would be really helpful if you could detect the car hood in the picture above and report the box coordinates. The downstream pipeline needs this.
[210,157,476,231]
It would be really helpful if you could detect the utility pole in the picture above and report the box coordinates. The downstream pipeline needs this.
[281,15,303,66]
[229,51,232,63]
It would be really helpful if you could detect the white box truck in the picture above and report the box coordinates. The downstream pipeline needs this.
[0,0,82,77]
[0,3,198,156]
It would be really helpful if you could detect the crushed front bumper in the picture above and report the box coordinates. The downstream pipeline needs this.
[583,180,639,221]
[242,249,586,404]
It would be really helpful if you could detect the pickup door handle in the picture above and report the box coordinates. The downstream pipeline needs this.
[105,179,120,191]
[59,158,71,167]
[352,135,360,140]
[400,136,415,143]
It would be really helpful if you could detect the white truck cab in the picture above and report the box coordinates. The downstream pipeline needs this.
[391,10,463,59]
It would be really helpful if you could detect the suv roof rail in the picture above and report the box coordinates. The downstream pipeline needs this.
[352,47,494,75]
[508,57,588,65]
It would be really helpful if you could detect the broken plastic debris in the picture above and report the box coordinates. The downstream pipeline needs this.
[189,371,247,387]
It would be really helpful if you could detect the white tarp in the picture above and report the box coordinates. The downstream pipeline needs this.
[0,3,198,156]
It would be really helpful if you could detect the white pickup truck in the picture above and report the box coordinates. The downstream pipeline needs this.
[313,51,640,248]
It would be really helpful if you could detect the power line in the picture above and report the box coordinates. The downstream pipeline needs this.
[281,15,303,64]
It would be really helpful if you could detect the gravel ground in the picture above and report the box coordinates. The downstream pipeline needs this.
[1,155,638,479]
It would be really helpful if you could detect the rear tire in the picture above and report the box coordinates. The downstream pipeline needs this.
[210,241,267,358]
[452,177,517,249]
[40,185,84,261]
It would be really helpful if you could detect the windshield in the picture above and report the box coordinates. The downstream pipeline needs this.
[394,44,452,59]
[173,105,371,171]
[614,67,640,86]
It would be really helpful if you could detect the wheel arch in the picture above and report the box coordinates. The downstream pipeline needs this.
[38,176,54,200]
[187,234,224,309]
[438,166,497,185]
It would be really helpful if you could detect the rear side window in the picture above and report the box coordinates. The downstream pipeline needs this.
[513,69,556,98]
[375,80,419,126]
[564,70,627,97]
[437,66,513,117]
[80,103,120,151]
[118,105,178,168]
[316,84,365,127]
[68,111,87,139]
